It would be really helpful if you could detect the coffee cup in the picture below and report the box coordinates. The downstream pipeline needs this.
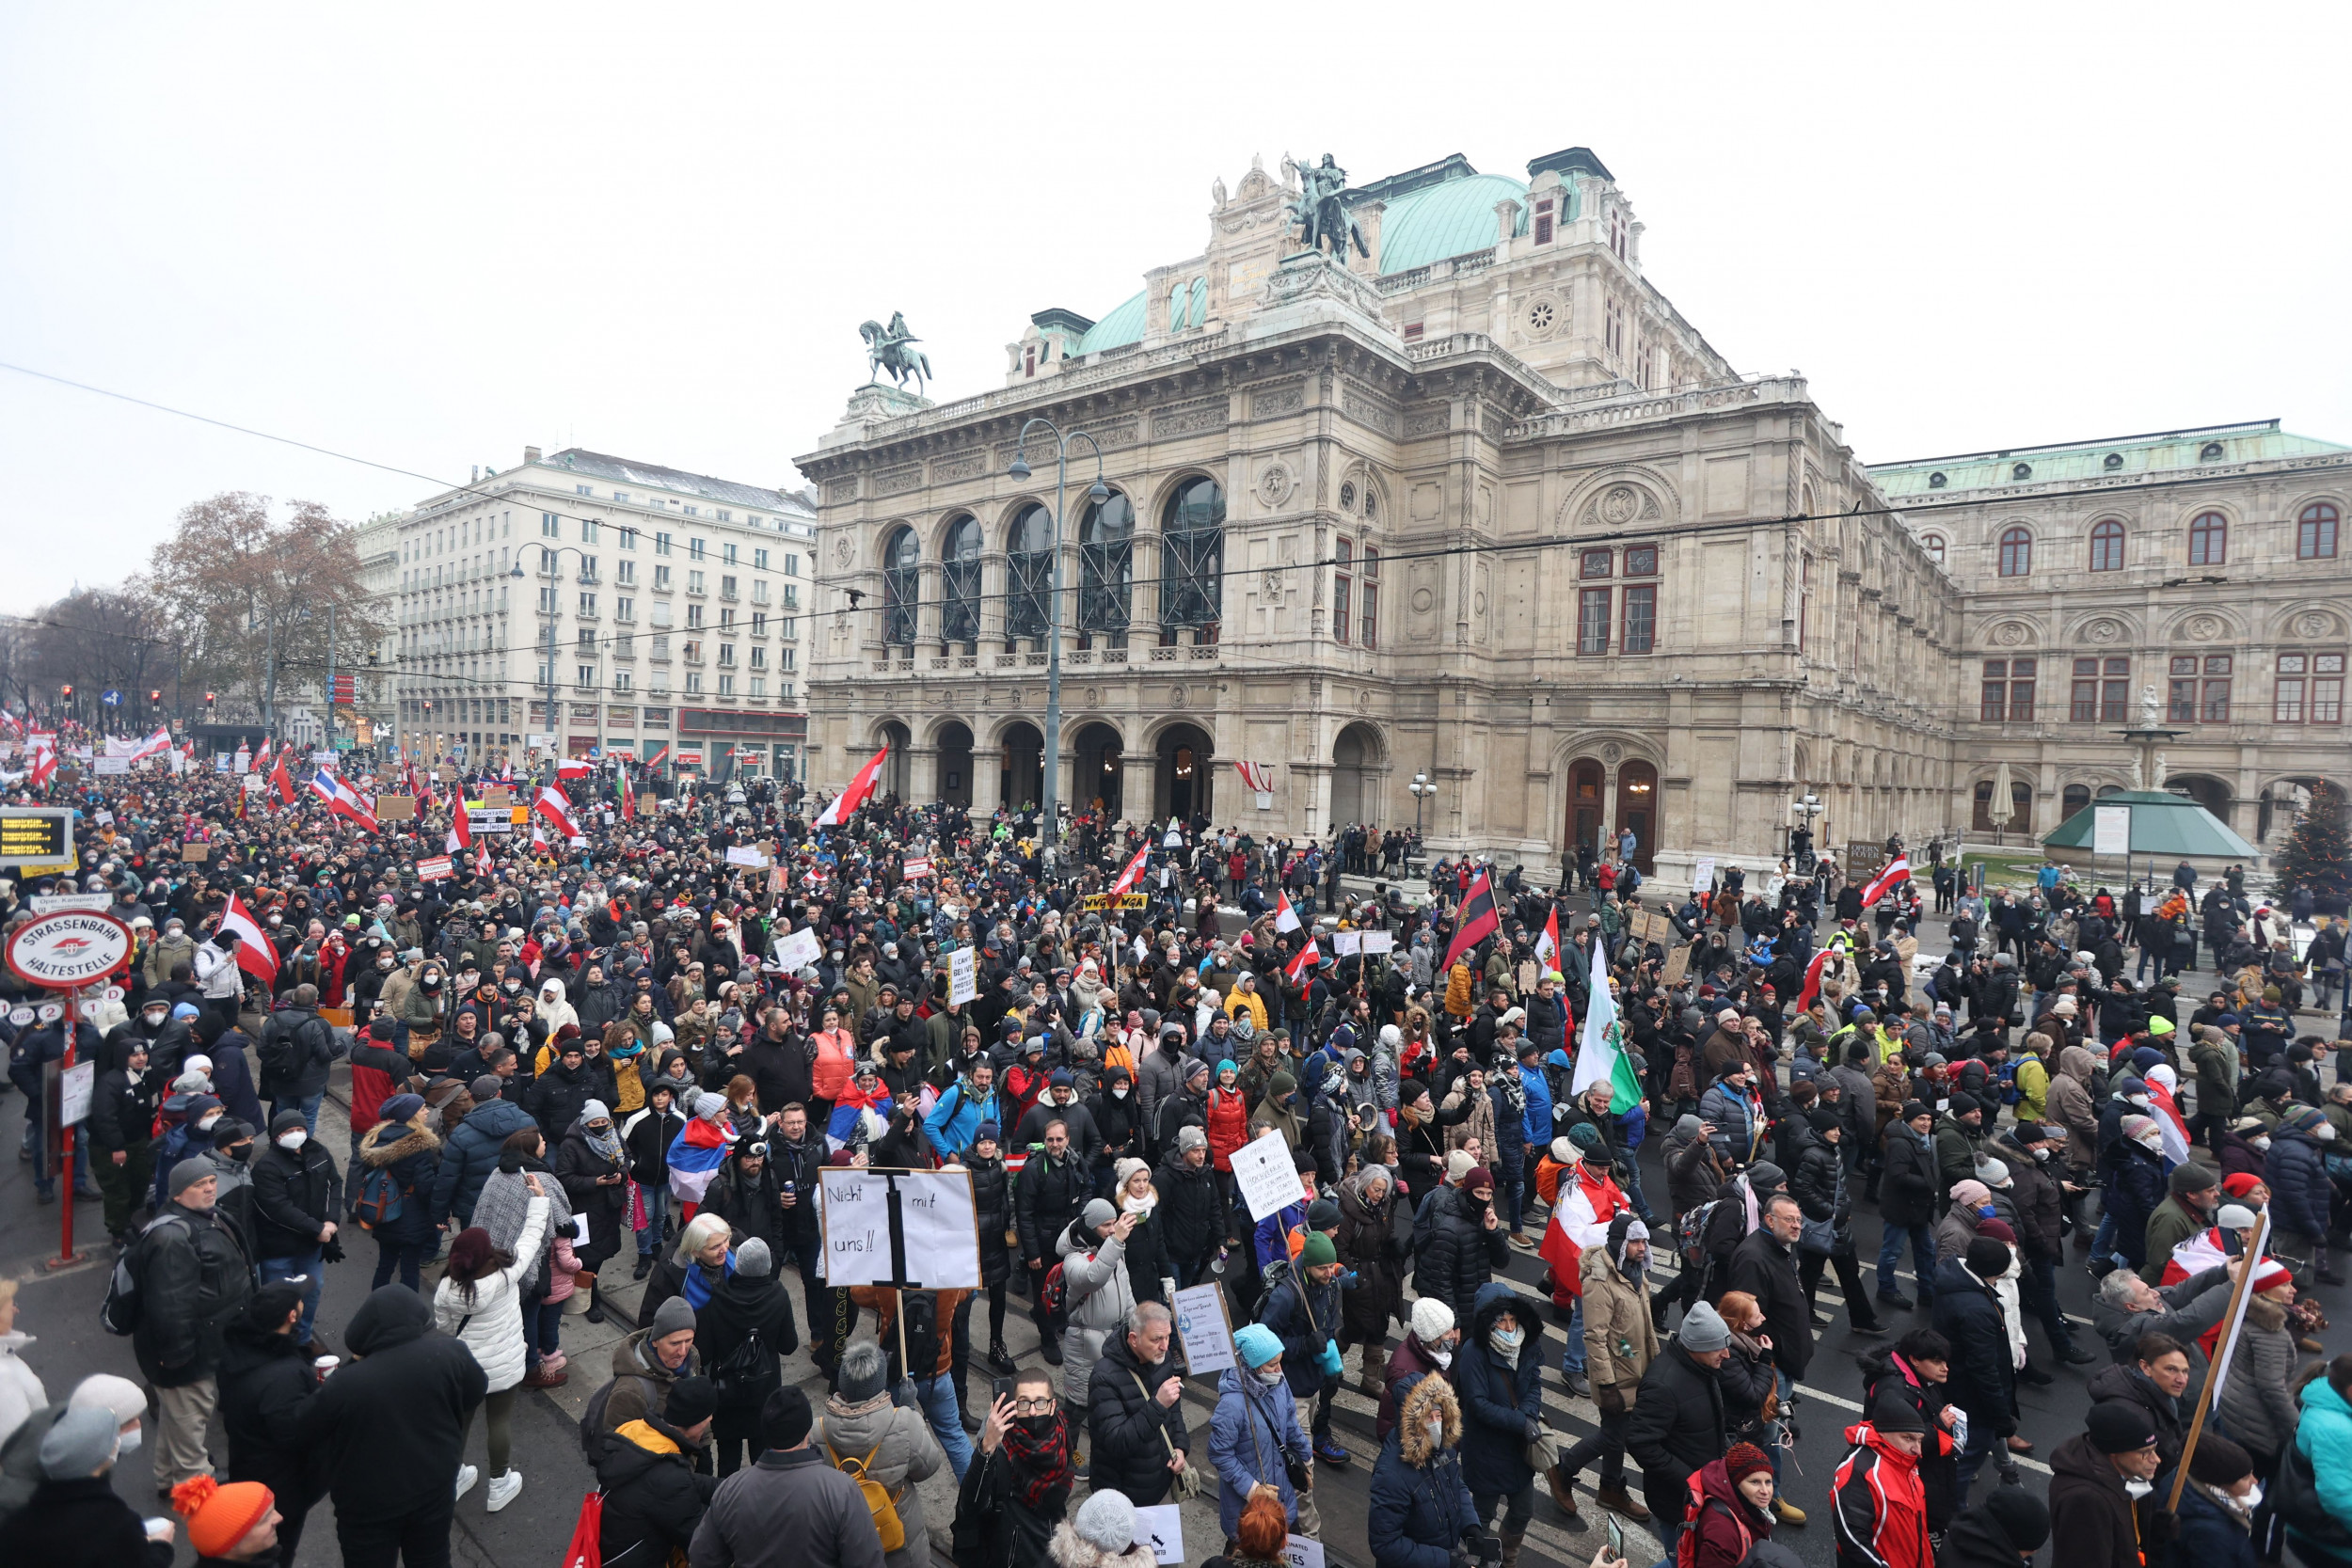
[314,1355,340,1374]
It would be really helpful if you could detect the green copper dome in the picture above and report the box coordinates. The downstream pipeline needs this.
[1076,291,1146,355]
[1375,172,1529,275]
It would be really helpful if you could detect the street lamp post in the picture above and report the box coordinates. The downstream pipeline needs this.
[1790,792,1824,872]
[1008,420,1110,868]
[512,545,593,782]
[1409,771,1436,837]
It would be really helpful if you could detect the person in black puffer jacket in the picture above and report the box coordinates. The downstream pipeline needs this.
[1876,1101,1940,1312]
[1013,1135,1089,1363]
[691,1240,799,1477]
[248,1109,342,1349]
[524,1036,596,1143]
[1154,1127,1232,1291]
[703,1139,786,1259]
[595,1375,722,1566]
[1788,1107,1882,1334]
[961,1125,1017,1380]
[1929,1238,2018,1506]
[1859,1329,1962,1542]
[1625,1300,1732,1529]
[1412,1172,1510,1328]
[215,1282,326,1563]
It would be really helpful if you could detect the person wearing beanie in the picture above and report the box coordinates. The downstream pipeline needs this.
[1829,1395,1934,1568]
[1626,1298,1732,1544]
[1015,1114,1089,1367]
[594,1372,722,1568]
[815,1340,947,1568]
[1657,1111,1728,1331]
[1788,1101,1887,1340]
[129,1146,255,1495]
[1212,1320,1314,1544]
[213,1283,326,1560]
[1931,1225,2020,1507]
[2172,1431,2261,1567]
[1057,1191,1141,1406]
[1248,1068,1304,1153]
[1413,1153,1511,1329]
[1683,1441,1777,1568]
[619,1077,688,1280]
[1153,1115,1229,1307]
[1380,1295,1461,1439]
[246,1103,338,1353]
[1933,1090,1989,1196]
[16,1405,164,1568]
[2103,1108,2170,1276]
[171,1474,282,1564]
[1057,1486,1156,1568]
[354,1083,442,1293]
[1258,1225,1352,1467]
[2138,1162,2222,1286]
[1879,1097,1944,1314]
[2047,1400,2162,1568]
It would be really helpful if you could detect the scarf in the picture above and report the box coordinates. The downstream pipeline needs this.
[584,1120,626,1167]
[1001,1409,1074,1510]
[683,1253,735,1311]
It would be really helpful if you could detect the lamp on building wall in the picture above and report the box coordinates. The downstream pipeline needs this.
[1409,770,1437,836]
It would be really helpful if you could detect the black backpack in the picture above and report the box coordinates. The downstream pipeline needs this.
[710,1326,770,1404]
[898,1291,943,1379]
[577,1373,657,1463]
[101,1212,189,1336]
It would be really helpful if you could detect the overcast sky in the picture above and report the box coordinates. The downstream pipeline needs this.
[4,2,2345,610]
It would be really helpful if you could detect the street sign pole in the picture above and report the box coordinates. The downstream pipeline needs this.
[48,983,86,1271]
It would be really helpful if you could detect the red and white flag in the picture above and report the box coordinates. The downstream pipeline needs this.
[814,743,889,828]
[1538,1162,1628,1305]
[219,892,280,989]
[619,767,637,821]
[645,743,671,770]
[254,736,272,764]
[558,757,594,780]
[1858,855,1911,909]
[310,769,380,832]
[1284,937,1321,984]
[1273,890,1302,934]
[447,798,473,855]
[1109,842,1152,895]
[533,784,581,842]
[26,736,56,790]
[1794,945,1835,1013]
[531,817,550,852]
[126,725,172,763]
[1235,760,1276,794]
[1534,906,1562,972]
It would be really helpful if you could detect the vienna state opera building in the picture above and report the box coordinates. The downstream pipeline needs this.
[798,145,2350,883]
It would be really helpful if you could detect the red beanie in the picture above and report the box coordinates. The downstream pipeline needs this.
[1724,1442,1773,1484]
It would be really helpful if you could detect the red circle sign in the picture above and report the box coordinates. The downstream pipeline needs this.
[4,909,135,990]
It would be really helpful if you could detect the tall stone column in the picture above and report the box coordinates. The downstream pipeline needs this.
[1120,752,1158,828]
[909,745,940,802]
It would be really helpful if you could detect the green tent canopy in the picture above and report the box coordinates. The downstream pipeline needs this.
[2042,788,2259,868]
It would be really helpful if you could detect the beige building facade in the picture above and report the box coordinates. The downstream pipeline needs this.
[798,146,2343,880]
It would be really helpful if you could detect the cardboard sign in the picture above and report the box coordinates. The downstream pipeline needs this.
[1133,1506,1184,1566]
[724,845,771,868]
[1081,893,1150,911]
[903,857,931,879]
[1231,1130,1308,1223]
[1173,1282,1235,1375]
[483,787,512,808]
[1281,1536,1325,1568]
[818,1168,981,1290]
[1661,943,1691,985]
[1691,857,1716,893]
[948,944,978,1006]
[376,794,418,822]
[180,841,211,862]
[417,856,454,881]
[1333,930,1361,956]
[773,926,822,972]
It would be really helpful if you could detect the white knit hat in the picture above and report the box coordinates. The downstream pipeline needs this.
[1410,1297,1456,1342]
[1073,1489,1136,1553]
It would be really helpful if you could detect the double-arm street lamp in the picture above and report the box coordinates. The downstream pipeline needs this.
[1409,770,1437,836]
[511,544,595,777]
[1007,419,1109,864]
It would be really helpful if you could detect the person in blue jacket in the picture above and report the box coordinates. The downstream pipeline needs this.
[2290,1354,2352,1565]
[1370,1374,1496,1568]
[2265,1106,2344,1285]
[1453,1281,1547,1560]
[1209,1323,1313,1544]
[925,1056,1005,1155]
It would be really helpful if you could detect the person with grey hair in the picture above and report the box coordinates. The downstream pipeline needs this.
[2090,1251,2244,1367]
[1087,1300,1191,1505]
[814,1342,944,1568]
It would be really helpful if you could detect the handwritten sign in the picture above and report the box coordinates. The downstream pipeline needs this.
[1691,857,1716,893]
[773,926,821,973]
[1230,1130,1307,1223]
[818,1168,981,1290]
[1361,930,1394,955]
[59,1059,94,1126]
[1134,1505,1184,1566]
[1082,893,1150,911]
[948,944,978,1006]
[724,845,771,869]
[1281,1536,1326,1568]
[1661,943,1691,985]
[416,856,454,881]
[1173,1282,1235,1374]
[1333,930,1361,956]
[375,794,417,822]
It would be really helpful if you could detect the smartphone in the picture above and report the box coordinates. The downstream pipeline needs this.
[1606,1513,1624,1560]
[992,1376,1015,1406]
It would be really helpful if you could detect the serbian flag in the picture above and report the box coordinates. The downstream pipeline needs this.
[447,799,473,855]
[1439,869,1499,973]
[1793,945,1835,1013]
[1859,855,1911,909]
[1534,906,1562,973]
[558,757,594,781]
[815,742,889,828]
[311,769,380,832]
[665,1116,734,1205]
[1284,936,1321,985]
[1109,842,1152,895]
[219,892,280,989]
[127,725,172,763]
[1273,890,1302,934]
[533,784,582,842]
[1538,1160,1628,1304]
[268,748,296,807]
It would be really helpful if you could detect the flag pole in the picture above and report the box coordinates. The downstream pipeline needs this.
[2166,1210,2270,1512]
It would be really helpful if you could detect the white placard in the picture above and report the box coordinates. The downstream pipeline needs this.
[1230,1130,1308,1223]
[93,756,131,775]
[31,894,112,914]
[1173,1282,1234,1375]
[1134,1505,1184,1566]
[725,845,771,868]
[948,945,978,1006]
[773,926,822,972]
[59,1058,95,1126]
[1361,930,1394,955]
[2092,803,2132,857]
[1281,1535,1325,1568]
[818,1168,982,1289]
[416,856,454,881]
[470,805,513,835]
[1332,930,1361,956]
[94,810,115,826]
[903,857,931,880]
[1691,857,1716,893]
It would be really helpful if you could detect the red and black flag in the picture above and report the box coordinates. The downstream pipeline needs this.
[1440,869,1500,973]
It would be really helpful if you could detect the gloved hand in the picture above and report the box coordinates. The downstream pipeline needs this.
[1470,1530,1503,1562]
[1448,1549,1473,1568]
[2143,1509,2181,1549]
[892,1377,919,1410]
[1594,1382,1628,1418]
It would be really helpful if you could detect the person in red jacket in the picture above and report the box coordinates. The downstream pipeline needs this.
[1832,1396,1934,1568]
[1683,1443,1776,1568]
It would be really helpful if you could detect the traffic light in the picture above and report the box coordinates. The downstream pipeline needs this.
[59,684,72,700]
[149,689,162,704]
[204,691,216,707]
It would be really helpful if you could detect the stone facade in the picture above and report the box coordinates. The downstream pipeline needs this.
[797,147,2343,880]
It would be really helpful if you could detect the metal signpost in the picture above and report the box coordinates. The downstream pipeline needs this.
[6,909,135,1269]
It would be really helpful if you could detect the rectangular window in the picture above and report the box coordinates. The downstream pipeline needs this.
[717,673,734,696]
[580,555,598,581]
[2009,658,2038,721]
[2169,655,2199,721]
[613,633,633,657]
[751,611,767,636]
[578,592,596,616]
[779,648,797,672]
[1534,199,1554,245]
[781,618,797,640]
[577,628,596,650]
[541,513,559,537]
[690,537,707,561]
[1333,539,1351,645]
[613,672,632,694]
[651,635,669,660]
[717,510,733,523]
[688,570,706,595]
[655,531,672,556]
[654,564,672,591]
[1982,660,2008,722]
[723,543,738,566]
[785,554,799,577]
[718,644,736,668]
[687,604,705,629]
[616,560,635,585]
[537,585,557,614]
[615,596,633,622]
[1578,587,1613,655]
[2316,654,2346,724]
[1621,585,1657,654]
[754,547,769,570]
[750,676,766,698]
[683,639,702,662]
[752,579,771,605]
[1362,546,1379,649]
[722,575,739,598]
[719,608,736,630]
[576,664,596,688]
[2202,655,2232,722]
[1581,548,1613,579]
[1623,544,1659,577]
[750,645,767,670]
[614,492,628,503]
[686,672,702,694]
[2071,658,2099,721]
[683,505,697,517]
[581,519,600,545]
[618,526,636,550]
[576,485,592,497]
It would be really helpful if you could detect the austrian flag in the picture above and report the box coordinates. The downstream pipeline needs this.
[1109,842,1152,895]
[533,784,582,842]
[1538,1158,1627,1306]
[1858,855,1911,909]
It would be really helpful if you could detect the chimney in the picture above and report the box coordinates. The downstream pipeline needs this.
[524,446,542,465]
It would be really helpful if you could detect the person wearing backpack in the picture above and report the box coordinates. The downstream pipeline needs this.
[697,1239,801,1477]
[353,1093,440,1291]
[595,1373,723,1568]
[128,1159,256,1495]
[255,984,340,1138]
[814,1340,946,1568]
[851,1280,975,1481]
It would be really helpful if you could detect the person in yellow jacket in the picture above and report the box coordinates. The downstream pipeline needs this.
[2012,1032,2053,1123]
[1225,973,1271,1034]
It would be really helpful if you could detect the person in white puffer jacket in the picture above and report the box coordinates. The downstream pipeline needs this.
[434,1180,549,1513]
[1057,1198,1137,1404]
[0,1280,47,1448]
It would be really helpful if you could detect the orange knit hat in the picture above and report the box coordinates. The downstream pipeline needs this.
[170,1475,276,1557]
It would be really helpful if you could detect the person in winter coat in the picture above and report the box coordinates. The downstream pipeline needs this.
[1257,1230,1349,1465]
[1015,1127,1089,1363]
[1553,1211,1656,1526]
[248,1109,341,1349]
[1057,1201,1139,1404]
[1334,1164,1406,1391]
[1942,1483,2051,1568]
[215,1282,326,1563]
[133,1160,257,1490]
[1683,1445,1776,1568]
[427,1088,539,1227]
[355,1094,441,1291]
[1084,1301,1191,1507]
[2105,1117,2169,1274]
[1788,1109,1884,1334]
[1153,1127,1231,1291]
[1105,1158,1173,1309]
[2138,1161,2222,1286]
[705,1137,787,1260]
[603,1296,705,1439]
[1830,1397,1935,1568]
[2216,1258,2304,1471]
[256,985,341,1133]
[956,1367,1076,1568]
[2265,1105,2343,1284]
[1931,1236,2021,1506]
[1452,1281,1546,1560]
[89,1034,163,1244]
[1857,1329,1963,1541]
[2288,1359,2352,1567]
[815,1341,946,1568]
[1209,1323,1313,1542]
[524,1034,596,1142]
[433,1181,549,1513]
[961,1124,1017,1380]
[2046,1401,2164,1568]
[1368,1375,1491,1568]
[696,1239,800,1477]
[2047,1045,2102,1172]
[298,1285,489,1565]
[1726,1193,1814,1384]
[554,1100,630,1323]
[11,1406,170,1568]
[2169,1433,2260,1568]
[596,1374,722,1568]
[1413,1167,1511,1326]
[621,1083,685,1277]
[1876,1102,1940,1312]
[1207,1061,1255,1179]
[1625,1300,1732,1555]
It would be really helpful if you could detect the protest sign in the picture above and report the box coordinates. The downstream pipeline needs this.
[1691,857,1716,893]
[375,794,417,822]
[1361,930,1394,955]
[417,856,454,880]
[1173,1283,1235,1374]
[948,944,978,1005]
[903,857,931,879]
[1134,1507,1184,1566]
[1231,1130,1308,1222]
[724,845,771,868]
[1281,1537,1326,1568]
[818,1168,980,1290]
[773,926,822,972]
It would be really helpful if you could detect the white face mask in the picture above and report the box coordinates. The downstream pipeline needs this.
[2138,1136,2164,1153]
[1255,1367,1286,1386]
[197,1115,222,1133]
[1424,1417,1447,1449]
[277,1131,307,1151]
[2319,1124,2339,1142]
[2251,1136,2272,1151]
[2123,1478,2154,1500]
[2233,1481,2265,1513]
[115,1425,142,1456]
[2126,1094,2149,1108]
[1112,1087,1128,1099]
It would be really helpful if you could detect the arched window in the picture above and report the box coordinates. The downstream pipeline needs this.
[2062,784,2091,819]
[1160,476,1224,641]
[882,526,920,647]
[1998,527,2032,577]
[1005,503,1054,643]
[1921,532,1947,565]
[2189,511,2227,567]
[1166,284,1185,333]
[2300,501,2341,560]
[1187,277,1207,329]
[1078,492,1134,644]
[2089,519,2125,572]
[942,515,982,647]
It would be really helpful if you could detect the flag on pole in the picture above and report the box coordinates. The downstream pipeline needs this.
[1793,945,1835,1013]
[557,757,593,780]
[1537,1157,1627,1303]
[447,798,473,855]
[310,770,380,832]
[126,725,172,763]
[1109,842,1152,895]
[1570,938,1644,1108]
[26,736,56,791]
[1284,936,1321,985]
[1439,870,1500,973]
[219,893,280,989]
[814,743,889,828]
[533,784,581,842]
[531,817,550,852]
[475,840,494,877]
[619,766,636,821]
[1858,855,1911,909]
[267,749,296,807]
[1273,891,1302,934]
[1534,906,1562,972]
[645,743,670,770]
[254,736,272,764]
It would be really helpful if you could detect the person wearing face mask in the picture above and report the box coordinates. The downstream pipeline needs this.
[1379,1298,1459,1441]
[2103,1116,2169,1278]
[14,1404,174,1567]
[1451,1282,1549,1567]
[2166,1433,2263,1568]
[2212,1114,2271,1180]
[2264,1105,2344,1286]
[2048,1401,2171,1568]
[92,1037,163,1246]
[249,1110,342,1353]
[953,1369,1075,1568]
[1549,1212,1657,1527]
[1367,1375,1495,1568]
[1210,1323,1314,1547]
[133,1162,258,1494]
[152,1093,227,1211]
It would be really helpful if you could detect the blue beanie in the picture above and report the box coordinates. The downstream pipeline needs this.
[1233,1323,1284,1369]
[2216,1013,2240,1028]
[1216,1058,1237,1078]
